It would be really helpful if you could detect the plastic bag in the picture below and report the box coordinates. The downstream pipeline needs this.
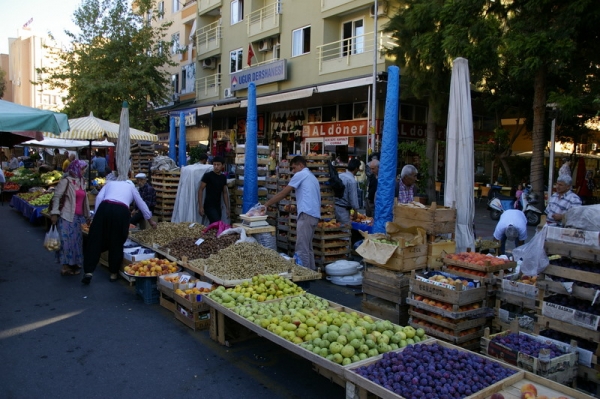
[204,221,231,237]
[220,227,256,244]
[512,225,549,276]
[244,203,266,217]
[44,225,61,252]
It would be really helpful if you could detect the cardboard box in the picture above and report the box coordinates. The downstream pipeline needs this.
[481,330,578,384]
[546,226,600,248]
[158,272,195,290]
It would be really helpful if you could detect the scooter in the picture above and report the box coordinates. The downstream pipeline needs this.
[487,186,514,220]
[519,186,543,226]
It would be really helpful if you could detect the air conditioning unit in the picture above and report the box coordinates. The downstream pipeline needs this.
[370,1,388,17]
[224,88,233,98]
[258,39,273,52]
[201,57,216,69]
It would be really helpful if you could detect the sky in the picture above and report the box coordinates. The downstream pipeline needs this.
[0,0,82,54]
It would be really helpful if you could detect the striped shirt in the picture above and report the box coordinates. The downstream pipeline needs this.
[545,190,582,226]
[397,178,415,204]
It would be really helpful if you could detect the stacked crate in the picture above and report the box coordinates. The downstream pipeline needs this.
[493,271,538,333]
[361,266,410,325]
[536,239,600,395]
[233,145,270,222]
[271,158,292,253]
[157,275,211,331]
[130,143,154,175]
[151,170,180,222]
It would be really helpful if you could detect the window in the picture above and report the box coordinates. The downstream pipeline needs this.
[230,48,243,73]
[231,0,243,25]
[173,0,180,13]
[400,104,427,123]
[158,1,165,19]
[172,74,179,95]
[171,32,180,55]
[342,19,364,56]
[292,26,311,57]
[353,102,368,119]
[338,103,353,121]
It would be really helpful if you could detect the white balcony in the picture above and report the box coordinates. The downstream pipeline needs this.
[196,20,222,56]
[247,2,281,38]
[316,31,394,75]
[196,73,221,100]
[198,0,221,15]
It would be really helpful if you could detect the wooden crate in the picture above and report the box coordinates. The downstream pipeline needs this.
[409,317,485,344]
[174,303,211,331]
[393,201,456,235]
[361,295,409,325]
[365,244,429,272]
[427,239,456,267]
[409,270,488,306]
[362,267,410,305]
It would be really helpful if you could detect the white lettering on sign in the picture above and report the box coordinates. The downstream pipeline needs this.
[302,121,368,138]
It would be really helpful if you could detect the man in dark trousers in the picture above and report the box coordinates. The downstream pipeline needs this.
[198,156,230,224]
[366,158,379,217]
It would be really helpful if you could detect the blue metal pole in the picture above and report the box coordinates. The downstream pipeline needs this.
[243,83,258,214]
[178,112,187,167]
[169,116,177,162]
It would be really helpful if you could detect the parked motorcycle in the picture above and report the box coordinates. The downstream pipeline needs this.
[487,185,543,226]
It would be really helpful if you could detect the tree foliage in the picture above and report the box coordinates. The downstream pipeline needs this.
[37,0,175,132]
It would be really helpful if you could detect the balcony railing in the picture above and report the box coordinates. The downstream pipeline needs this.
[198,0,221,15]
[247,2,281,37]
[245,53,280,70]
[196,20,222,56]
[316,31,394,74]
[196,73,221,100]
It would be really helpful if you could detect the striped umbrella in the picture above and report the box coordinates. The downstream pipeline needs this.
[116,102,131,181]
[44,112,157,142]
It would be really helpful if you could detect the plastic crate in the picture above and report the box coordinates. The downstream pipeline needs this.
[135,277,159,304]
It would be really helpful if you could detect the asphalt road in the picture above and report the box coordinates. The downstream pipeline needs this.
[0,199,536,398]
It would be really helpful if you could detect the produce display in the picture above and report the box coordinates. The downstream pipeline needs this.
[350,210,373,225]
[3,182,20,191]
[192,242,300,280]
[28,193,53,206]
[518,382,570,399]
[411,317,480,337]
[208,274,305,306]
[123,258,178,277]
[129,222,207,246]
[509,275,538,285]
[164,232,240,260]
[548,257,600,289]
[40,170,63,185]
[412,295,482,312]
[4,171,14,178]
[92,177,106,186]
[410,307,479,326]
[316,220,342,229]
[352,343,517,398]
[445,265,497,278]
[174,285,213,299]
[8,168,43,186]
[539,329,597,351]
[445,252,512,267]
[420,273,477,288]
[490,332,565,359]
[544,294,600,316]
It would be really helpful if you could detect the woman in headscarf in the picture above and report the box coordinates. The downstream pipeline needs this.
[50,160,90,276]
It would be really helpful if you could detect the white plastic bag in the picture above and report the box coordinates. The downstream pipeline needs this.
[44,225,61,252]
[512,225,549,276]
[220,227,256,244]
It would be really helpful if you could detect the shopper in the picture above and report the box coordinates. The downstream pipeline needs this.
[493,209,527,255]
[334,158,360,226]
[545,175,582,226]
[264,156,321,270]
[197,153,208,164]
[50,160,90,276]
[62,153,76,172]
[52,149,66,171]
[397,164,418,203]
[268,150,277,176]
[82,172,157,284]
[91,151,108,177]
[8,154,19,170]
[130,173,156,227]
[198,156,230,224]
[366,159,379,217]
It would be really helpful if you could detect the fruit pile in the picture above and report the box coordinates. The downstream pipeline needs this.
[352,343,517,398]
[413,295,482,312]
[544,294,600,316]
[548,257,600,290]
[207,275,305,307]
[491,332,565,358]
[28,193,53,206]
[518,383,570,399]
[510,275,538,285]
[40,170,63,185]
[445,252,512,267]
[422,273,476,288]
[123,258,178,277]
[411,317,480,337]
[317,220,341,229]
[3,182,20,191]
[175,286,213,298]
[446,265,494,278]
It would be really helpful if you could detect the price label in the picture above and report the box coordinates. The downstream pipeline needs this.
[189,223,196,228]
[195,238,205,246]
[179,275,191,283]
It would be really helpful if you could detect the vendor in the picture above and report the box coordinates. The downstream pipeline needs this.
[545,175,582,226]
[493,209,527,255]
[397,164,418,203]
[334,158,360,226]
[130,173,156,227]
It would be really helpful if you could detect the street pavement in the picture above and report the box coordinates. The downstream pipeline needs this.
[0,198,537,398]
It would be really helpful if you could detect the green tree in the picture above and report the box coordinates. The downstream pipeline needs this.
[0,67,6,99]
[37,0,175,132]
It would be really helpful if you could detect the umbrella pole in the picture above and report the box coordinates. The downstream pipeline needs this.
[88,140,93,189]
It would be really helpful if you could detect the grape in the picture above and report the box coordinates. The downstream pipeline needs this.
[353,343,516,398]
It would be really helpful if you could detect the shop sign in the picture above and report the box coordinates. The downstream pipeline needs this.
[399,122,445,140]
[324,137,348,146]
[302,120,368,138]
[173,110,197,127]
[231,60,287,91]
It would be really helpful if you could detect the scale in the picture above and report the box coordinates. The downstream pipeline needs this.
[240,214,269,228]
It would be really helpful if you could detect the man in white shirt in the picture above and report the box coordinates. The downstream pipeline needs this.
[493,209,528,255]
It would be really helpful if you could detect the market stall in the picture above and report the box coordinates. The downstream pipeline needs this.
[9,194,48,223]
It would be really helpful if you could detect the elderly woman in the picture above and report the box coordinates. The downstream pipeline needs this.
[50,160,90,276]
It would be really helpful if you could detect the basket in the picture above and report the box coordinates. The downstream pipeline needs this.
[135,277,159,304]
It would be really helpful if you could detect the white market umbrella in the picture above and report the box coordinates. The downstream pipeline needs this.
[444,58,475,252]
[116,102,131,181]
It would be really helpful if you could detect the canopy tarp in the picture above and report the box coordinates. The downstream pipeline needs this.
[19,138,114,149]
[0,99,69,134]
[44,112,157,142]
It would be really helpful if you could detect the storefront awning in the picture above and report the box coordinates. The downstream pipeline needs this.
[240,87,315,107]
[316,76,373,93]
[213,102,240,112]
[196,106,212,116]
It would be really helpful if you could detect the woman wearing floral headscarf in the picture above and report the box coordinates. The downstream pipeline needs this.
[50,160,90,276]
